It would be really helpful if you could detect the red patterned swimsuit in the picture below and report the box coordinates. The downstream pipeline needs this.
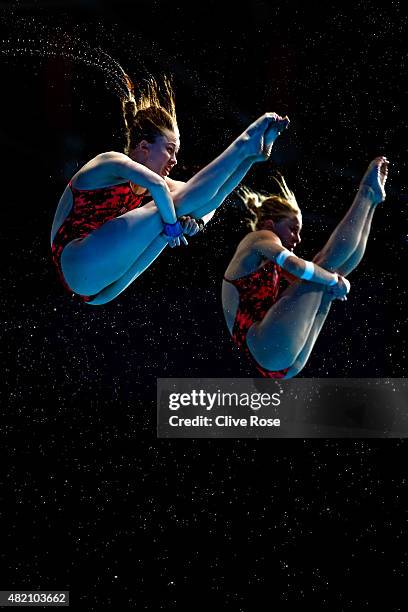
[224,261,290,378]
[51,181,146,302]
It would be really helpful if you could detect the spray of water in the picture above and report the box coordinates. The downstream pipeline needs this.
[0,30,134,102]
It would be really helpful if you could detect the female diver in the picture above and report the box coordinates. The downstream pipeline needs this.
[222,156,389,378]
[51,74,290,305]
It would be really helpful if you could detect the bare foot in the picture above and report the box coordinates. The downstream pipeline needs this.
[239,113,271,157]
[359,156,389,204]
[239,112,289,159]
[261,114,290,159]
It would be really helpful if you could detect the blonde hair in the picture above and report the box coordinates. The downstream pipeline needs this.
[237,174,300,231]
[121,74,178,154]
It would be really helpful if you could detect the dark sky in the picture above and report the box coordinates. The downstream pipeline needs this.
[1,1,407,608]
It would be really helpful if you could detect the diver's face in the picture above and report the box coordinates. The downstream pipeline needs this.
[272,213,302,251]
[141,129,180,177]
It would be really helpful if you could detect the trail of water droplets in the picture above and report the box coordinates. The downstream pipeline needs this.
[0,33,133,101]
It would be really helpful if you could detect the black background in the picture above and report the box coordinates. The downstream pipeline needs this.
[1,1,407,608]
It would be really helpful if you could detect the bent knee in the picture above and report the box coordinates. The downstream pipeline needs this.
[313,251,328,267]
[313,250,338,272]
[171,186,188,206]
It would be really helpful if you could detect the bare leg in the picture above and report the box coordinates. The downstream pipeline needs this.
[87,156,262,304]
[312,186,374,271]
[246,157,388,372]
[173,114,288,214]
[282,207,377,377]
[62,114,281,296]
[313,157,388,271]
[87,235,167,305]
[186,117,290,220]
[185,156,258,220]
[246,279,326,371]
[336,205,376,276]
[285,160,389,374]
[283,292,333,378]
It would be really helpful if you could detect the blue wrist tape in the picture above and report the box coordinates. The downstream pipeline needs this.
[328,273,339,286]
[300,260,315,281]
[275,248,291,267]
[163,220,183,237]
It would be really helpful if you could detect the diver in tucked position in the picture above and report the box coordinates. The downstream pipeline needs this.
[222,157,389,378]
